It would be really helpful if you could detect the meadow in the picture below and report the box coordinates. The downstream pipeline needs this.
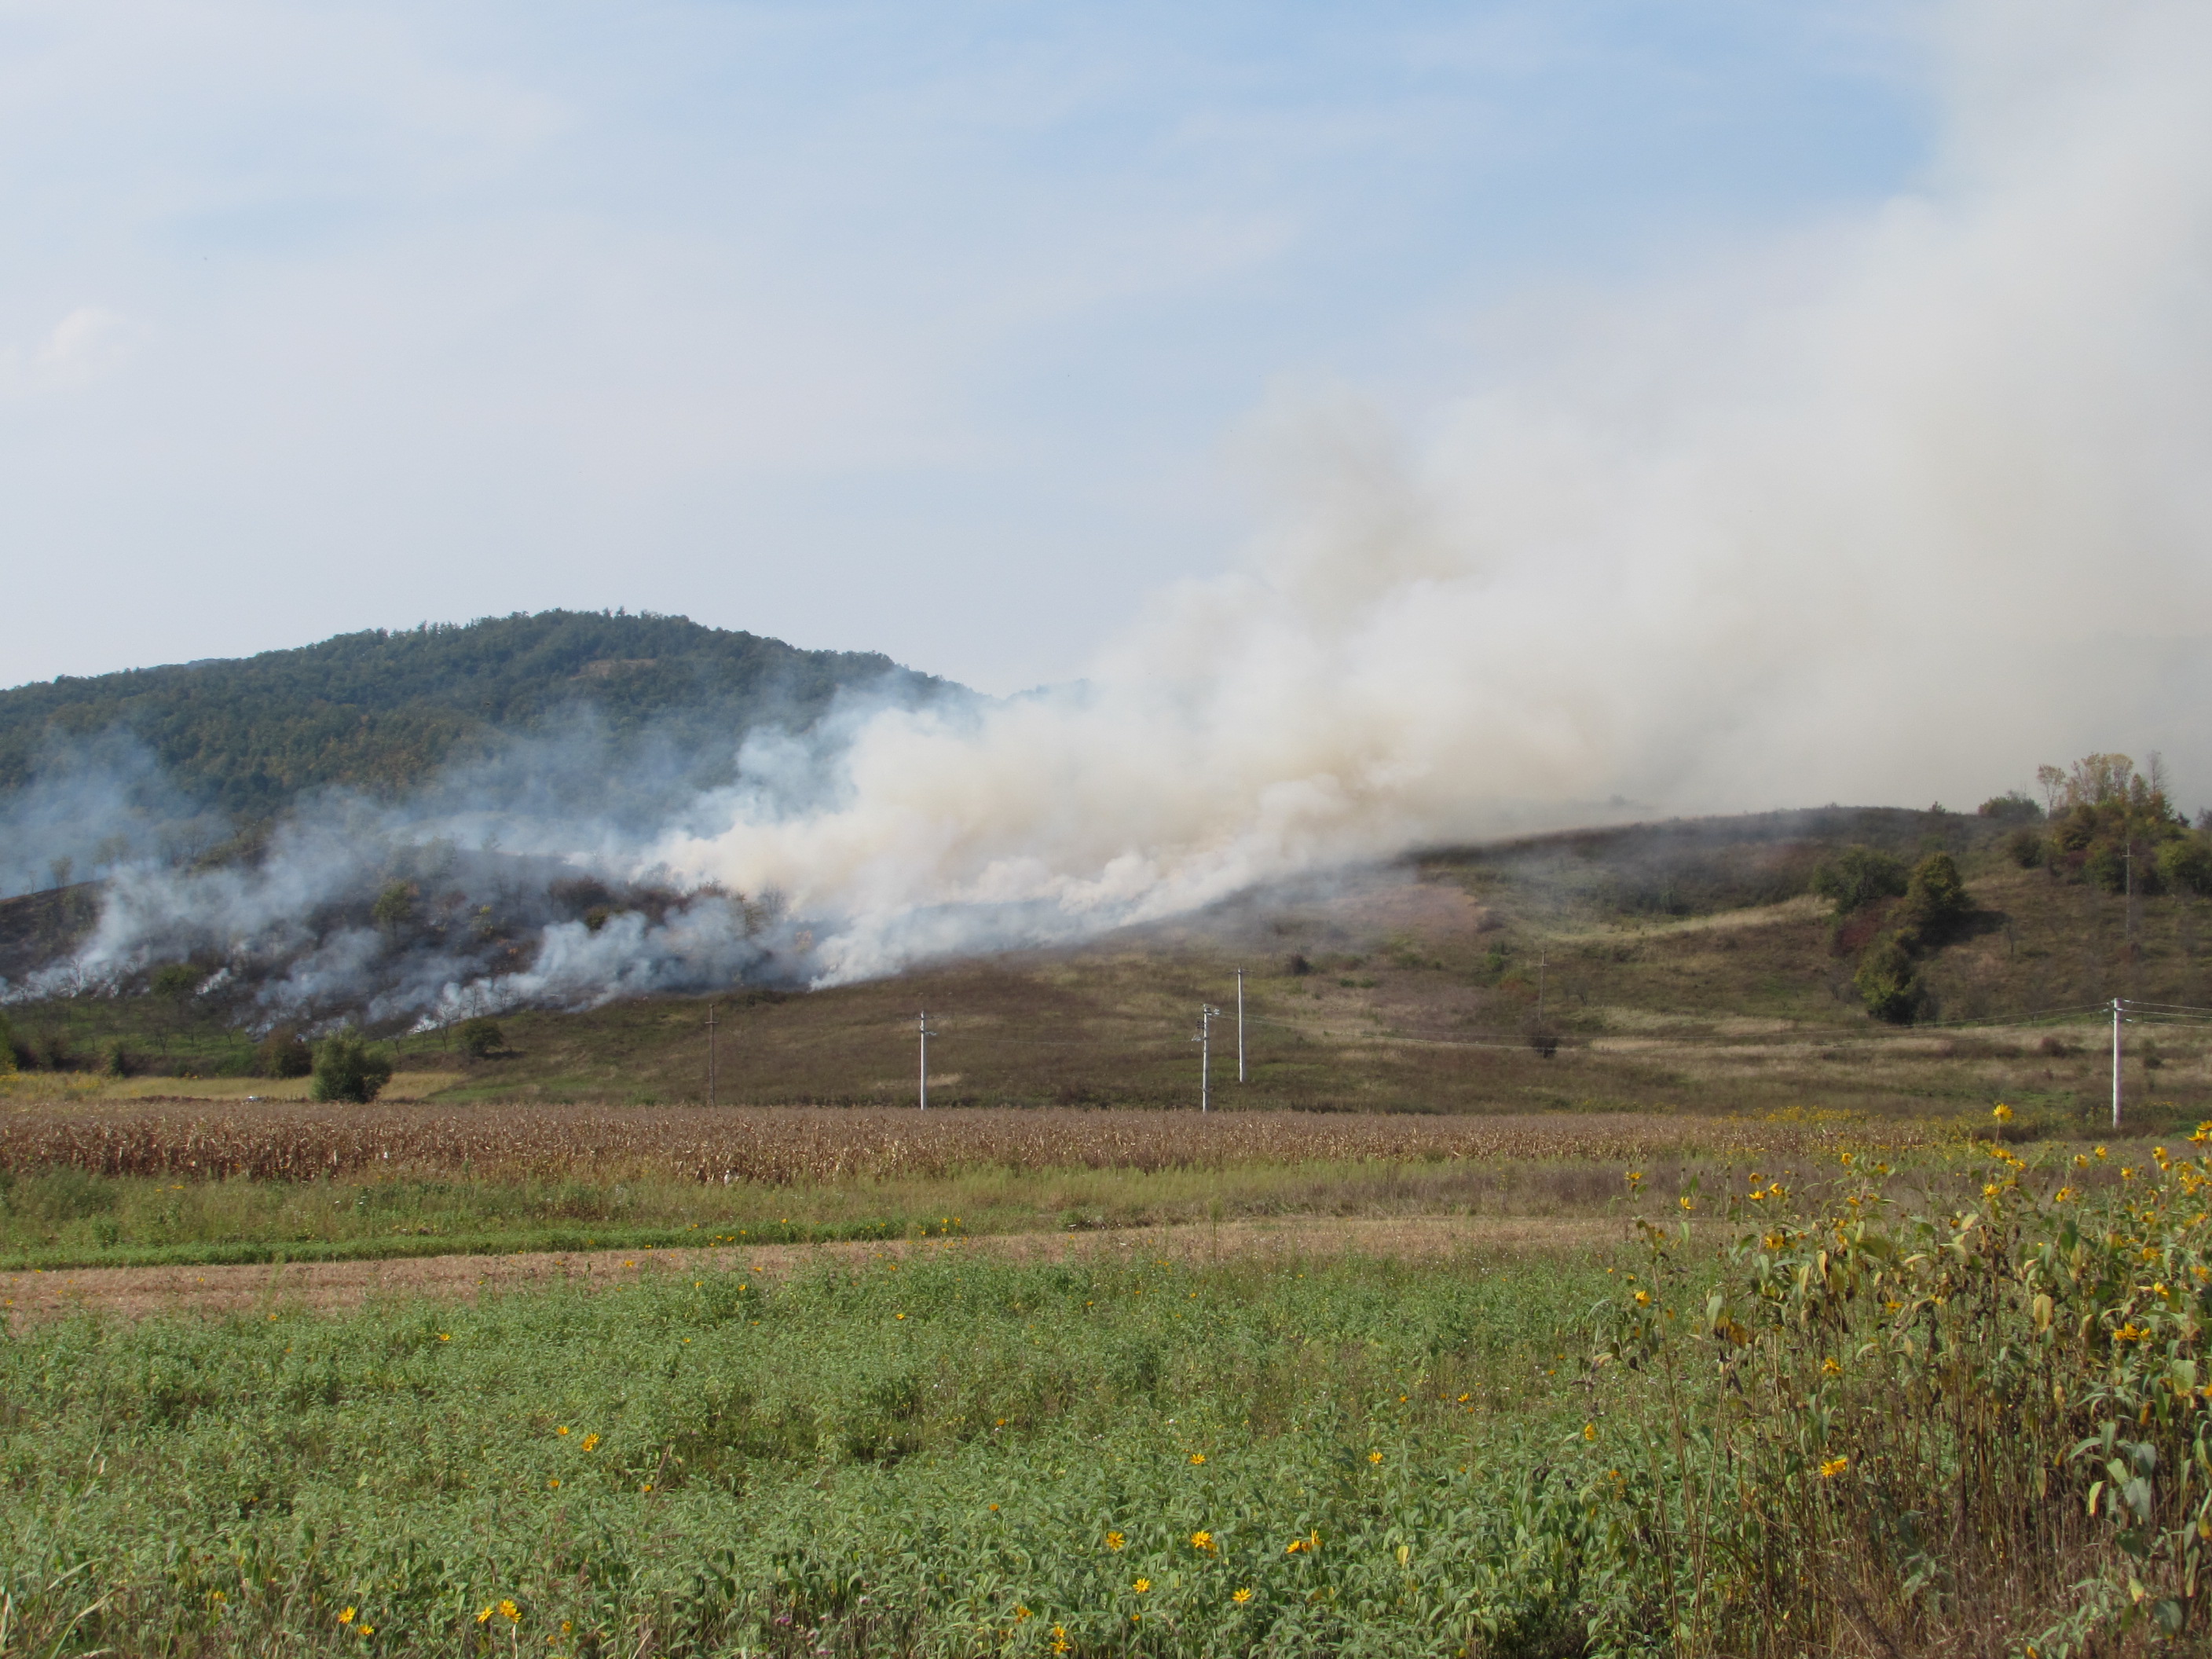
[3,1130,2208,1657]
[0,1105,1917,1272]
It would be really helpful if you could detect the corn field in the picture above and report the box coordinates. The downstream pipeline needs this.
[0,1102,1909,1185]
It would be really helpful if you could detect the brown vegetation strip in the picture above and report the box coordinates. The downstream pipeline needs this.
[0,1103,1917,1182]
[0,1214,1633,1327]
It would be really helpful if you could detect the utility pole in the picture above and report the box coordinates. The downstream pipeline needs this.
[2112,998,2123,1131]
[706,1001,718,1108]
[917,1009,939,1110]
[1194,1004,1221,1112]
[1236,968,1246,1084]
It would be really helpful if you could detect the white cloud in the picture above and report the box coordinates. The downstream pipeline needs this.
[0,306,138,397]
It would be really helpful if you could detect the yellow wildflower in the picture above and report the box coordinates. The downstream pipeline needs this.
[1368,1450,1383,1464]
[1105,1531,1126,1551]
[1583,1423,1598,1441]
[1133,1579,1151,1594]
[1188,1452,1206,1465]
[339,1608,356,1625]
[1993,1104,2013,1122]
[1191,1530,1214,1552]
[581,1434,599,1452]
[500,1600,519,1623]
[1634,1290,1652,1306]
[1822,1357,1841,1377]
[1232,1588,1254,1604]
[1818,1456,1849,1478]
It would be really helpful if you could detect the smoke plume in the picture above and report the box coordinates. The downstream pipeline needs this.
[9,0,2212,1021]
[656,0,2212,983]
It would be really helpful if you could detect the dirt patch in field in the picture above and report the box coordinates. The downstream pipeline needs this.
[0,1214,1635,1327]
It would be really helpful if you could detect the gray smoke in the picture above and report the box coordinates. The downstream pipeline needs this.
[11,0,2212,1019]
[650,0,2212,983]
[0,687,927,1029]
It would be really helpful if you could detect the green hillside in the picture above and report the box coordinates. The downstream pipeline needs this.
[0,610,953,821]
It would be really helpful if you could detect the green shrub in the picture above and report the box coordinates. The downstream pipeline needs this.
[2051,805,2100,854]
[1811,845,1908,915]
[103,1042,138,1079]
[1897,849,1971,944]
[255,1027,313,1079]
[371,881,416,935]
[0,1011,17,1074]
[310,1028,394,1104]
[2005,826,2045,868]
[2159,834,2212,897]
[1854,936,1921,1024]
[148,962,200,1004]
[457,1016,505,1060]
[1977,790,2042,822]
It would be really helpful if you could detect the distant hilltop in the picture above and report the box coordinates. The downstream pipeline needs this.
[0,610,958,824]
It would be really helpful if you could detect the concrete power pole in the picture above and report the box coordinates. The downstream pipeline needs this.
[2112,998,2124,1131]
[918,1009,939,1110]
[1194,1004,1221,1112]
[1236,968,1246,1084]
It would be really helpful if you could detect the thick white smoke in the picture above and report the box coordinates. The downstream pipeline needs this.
[661,0,2212,984]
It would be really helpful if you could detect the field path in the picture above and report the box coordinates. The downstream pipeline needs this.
[1,1214,1632,1327]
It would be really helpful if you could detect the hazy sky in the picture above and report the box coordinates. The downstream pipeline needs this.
[0,1,1929,695]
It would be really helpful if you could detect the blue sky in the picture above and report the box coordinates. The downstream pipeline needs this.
[0,1,1932,694]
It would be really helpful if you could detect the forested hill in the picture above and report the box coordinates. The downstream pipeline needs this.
[0,611,955,821]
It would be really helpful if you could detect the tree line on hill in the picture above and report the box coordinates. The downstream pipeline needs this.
[0,610,955,893]
[1813,752,2212,1023]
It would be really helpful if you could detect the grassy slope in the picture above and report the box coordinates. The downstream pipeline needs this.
[10,804,2207,1127]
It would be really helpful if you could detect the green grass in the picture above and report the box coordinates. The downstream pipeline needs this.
[0,1158,1695,1272]
[7,1139,2210,1655]
[2,1247,1632,1657]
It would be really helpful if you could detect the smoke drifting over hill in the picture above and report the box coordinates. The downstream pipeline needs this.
[657,0,2212,982]
[8,0,2212,1025]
